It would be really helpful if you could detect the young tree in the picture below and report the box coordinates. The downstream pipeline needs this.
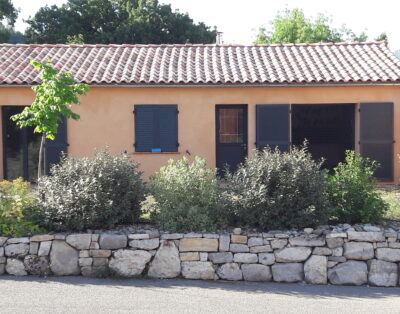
[11,60,89,180]
[255,8,374,44]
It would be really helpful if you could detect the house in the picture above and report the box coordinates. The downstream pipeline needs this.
[0,41,400,182]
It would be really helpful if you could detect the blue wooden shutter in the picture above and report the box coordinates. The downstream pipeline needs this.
[256,104,290,152]
[360,102,394,181]
[45,116,67,174]
[135,105,156,152]
[134,105,178,152]
[158,105,178,152]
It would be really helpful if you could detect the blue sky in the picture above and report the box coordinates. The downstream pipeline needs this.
[12,0,400,51]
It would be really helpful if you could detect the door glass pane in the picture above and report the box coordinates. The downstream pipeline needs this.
[4,107,23,179]
[27,128,41,182]
[219,108,244,143]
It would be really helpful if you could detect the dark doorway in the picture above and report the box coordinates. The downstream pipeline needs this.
[2,106,41,181]
[292,103,355,170]
[216,105,248,174]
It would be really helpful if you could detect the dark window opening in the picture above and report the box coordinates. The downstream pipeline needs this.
[2,106,41,182]
[291,103,355,171]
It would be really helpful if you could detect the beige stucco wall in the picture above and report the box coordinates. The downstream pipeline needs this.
[0,85,399,182]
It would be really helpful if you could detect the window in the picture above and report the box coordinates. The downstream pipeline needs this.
[134,105,178,152]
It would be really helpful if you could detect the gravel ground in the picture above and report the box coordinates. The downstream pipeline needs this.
[0,276,399,314]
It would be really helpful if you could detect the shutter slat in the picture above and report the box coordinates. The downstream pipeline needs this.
[256,104,290,152]
[360,102,394,181]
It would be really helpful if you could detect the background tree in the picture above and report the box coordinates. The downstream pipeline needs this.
[0,0,19,43]
[254,8,378,44]
[11,60,89,179]
[25,0,217,44]
[0,0,17,25]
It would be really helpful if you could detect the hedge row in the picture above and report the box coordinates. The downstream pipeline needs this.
[0,147,389,236]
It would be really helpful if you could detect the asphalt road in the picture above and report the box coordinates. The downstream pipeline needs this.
[0,276,399,314]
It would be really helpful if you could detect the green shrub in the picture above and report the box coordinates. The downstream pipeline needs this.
[37,149,145,231]
[221,145,331,230]
[0,178,45,237]
[328,150,388,223]
[148,156,225,232]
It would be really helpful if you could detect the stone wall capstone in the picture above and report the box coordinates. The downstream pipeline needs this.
[1,224,400,287]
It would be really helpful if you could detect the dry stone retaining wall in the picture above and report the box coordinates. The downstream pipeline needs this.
[1,226,400,287]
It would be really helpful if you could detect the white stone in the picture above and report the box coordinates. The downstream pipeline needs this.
[109,249,151,277]
[258,253,275,266]
[79,258,93,267]
[326,233,347,239]
[6,258,27,276]
[0,237,8,246]
[38,241,52,256]
[233,228,242,235]
[99,234,127,249]
[289,237,325,247]
[304,255,327,284]
[271,239,287,249]
[199,253,208,262]
[313,247,332,256]
[129,238,159,250]
[128,234,150,240]
[66,234,92,250]
[203,234,219,239]
[183,233,202,238]
[328,261,367,285]
[375,248,400,262]
[368,259,398,287]
[208,252,233,264]
[249,245,272,253]
[343,242,374,260]
[217,263,242,281]
[219,235,230,252]
[347,231,384,242]
[272,263,303,282]
[5,243,29,257]
[148,240,181,279]
[331,247,343,257]
[161,233,184,240]
[233,253,258,264]
[181,262,215,280]
[363,225,381,232]
[326,237,344,249]
[0,247,3,256]
[229,244,249,253]
[6,237,29,244]
[50,240,80,276]
[275,247,311,262]
[29,242,39,255]
[248,237,263,247]
[241,264,272,281]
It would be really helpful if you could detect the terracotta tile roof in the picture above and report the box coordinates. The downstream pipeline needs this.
[0,41,399,86]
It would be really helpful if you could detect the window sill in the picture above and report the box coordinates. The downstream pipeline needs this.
[132,152,181,155]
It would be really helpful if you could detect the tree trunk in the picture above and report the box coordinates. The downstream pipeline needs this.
[38,133,45,182]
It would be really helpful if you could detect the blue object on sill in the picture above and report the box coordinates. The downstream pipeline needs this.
[151,148,162,152]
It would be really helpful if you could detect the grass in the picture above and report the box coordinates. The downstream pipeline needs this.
[379,188,400,220]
